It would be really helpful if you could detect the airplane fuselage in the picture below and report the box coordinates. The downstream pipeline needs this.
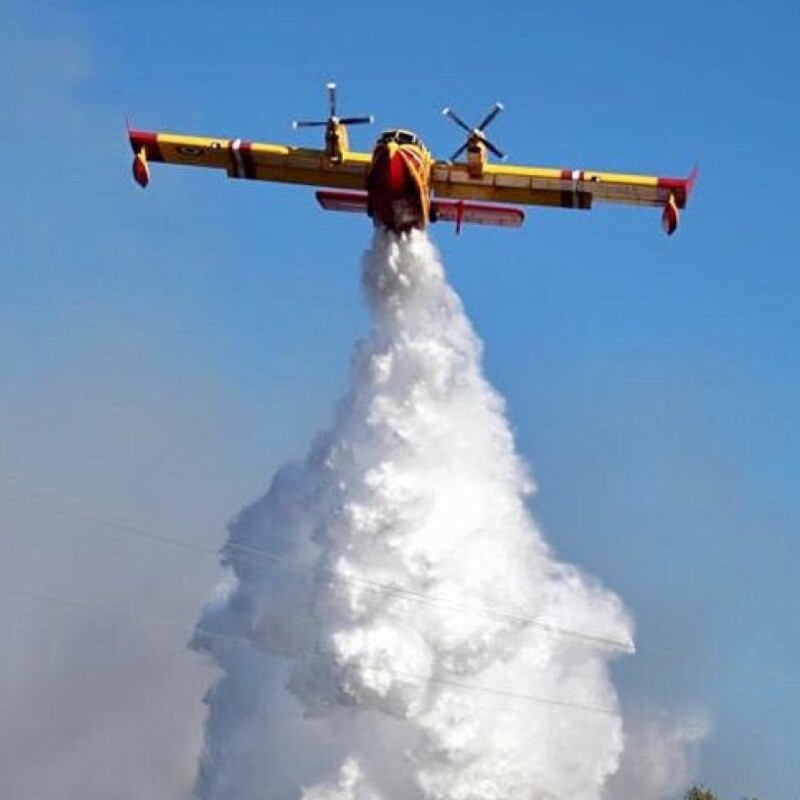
[365,130,433,232]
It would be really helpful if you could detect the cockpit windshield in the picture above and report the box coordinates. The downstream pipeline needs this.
[376,129,422,148]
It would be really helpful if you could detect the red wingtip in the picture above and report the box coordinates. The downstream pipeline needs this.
[686,165,699,197]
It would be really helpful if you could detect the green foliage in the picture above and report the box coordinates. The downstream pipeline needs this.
[685,787,719,800]
[684,785,761,800]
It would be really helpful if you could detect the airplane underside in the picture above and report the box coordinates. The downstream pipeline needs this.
[366,143,429,233]
[369,197,425,233]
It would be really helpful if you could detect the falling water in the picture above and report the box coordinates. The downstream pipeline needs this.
[190,230,636,800]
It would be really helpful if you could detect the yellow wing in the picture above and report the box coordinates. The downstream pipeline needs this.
[129,129,371,191]
[430,160,697,233]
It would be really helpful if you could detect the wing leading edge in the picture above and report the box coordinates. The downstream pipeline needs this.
[431,162,697,234]
[129,130,370,191]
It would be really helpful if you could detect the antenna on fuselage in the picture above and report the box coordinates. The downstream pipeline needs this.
[292,82,375,129]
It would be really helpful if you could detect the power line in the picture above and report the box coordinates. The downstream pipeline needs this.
[7,583,623,719]
[2,475,769,739]
[0,479,224,557]
[0,471,634,654]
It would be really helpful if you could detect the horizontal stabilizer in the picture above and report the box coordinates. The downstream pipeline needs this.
[316,190,369,214]
[316,191,525,233]
[433,199,524,230]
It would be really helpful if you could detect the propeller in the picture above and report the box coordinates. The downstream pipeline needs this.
[293,82,374,129]
[441,101,505,162]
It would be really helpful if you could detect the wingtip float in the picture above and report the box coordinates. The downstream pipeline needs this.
[128,83,696,236]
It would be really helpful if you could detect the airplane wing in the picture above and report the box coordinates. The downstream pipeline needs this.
[129,130,371,191]
[430,161,697,234]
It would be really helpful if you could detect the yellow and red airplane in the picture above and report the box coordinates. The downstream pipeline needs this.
[129,83,696,235]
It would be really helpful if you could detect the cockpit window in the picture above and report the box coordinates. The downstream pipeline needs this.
[377,129,421,147]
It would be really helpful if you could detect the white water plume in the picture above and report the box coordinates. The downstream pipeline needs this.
[191,230,637,800]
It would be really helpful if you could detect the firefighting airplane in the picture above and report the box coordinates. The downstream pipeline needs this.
[129,83,696,235]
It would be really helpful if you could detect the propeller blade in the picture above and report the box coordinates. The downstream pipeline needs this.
[483,137,506,160]
[449,143,468,162]
[339,115,375,126]
[476,102,504,132]
[293,120,328,128]
[327,82,337,117]
[443,101,507,162]
[442,107,473,135]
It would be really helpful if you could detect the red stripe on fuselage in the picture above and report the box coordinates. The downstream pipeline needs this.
[370,144,413,195]
[388,149,408,192]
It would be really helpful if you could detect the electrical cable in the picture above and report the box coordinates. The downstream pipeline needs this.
[7,583,623,718]
[0,471,634,653]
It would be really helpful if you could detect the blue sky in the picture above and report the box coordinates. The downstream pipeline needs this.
[2,1,798,798]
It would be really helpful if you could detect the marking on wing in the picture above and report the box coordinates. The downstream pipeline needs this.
[177,145,206,157]
[230,139,245,178]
